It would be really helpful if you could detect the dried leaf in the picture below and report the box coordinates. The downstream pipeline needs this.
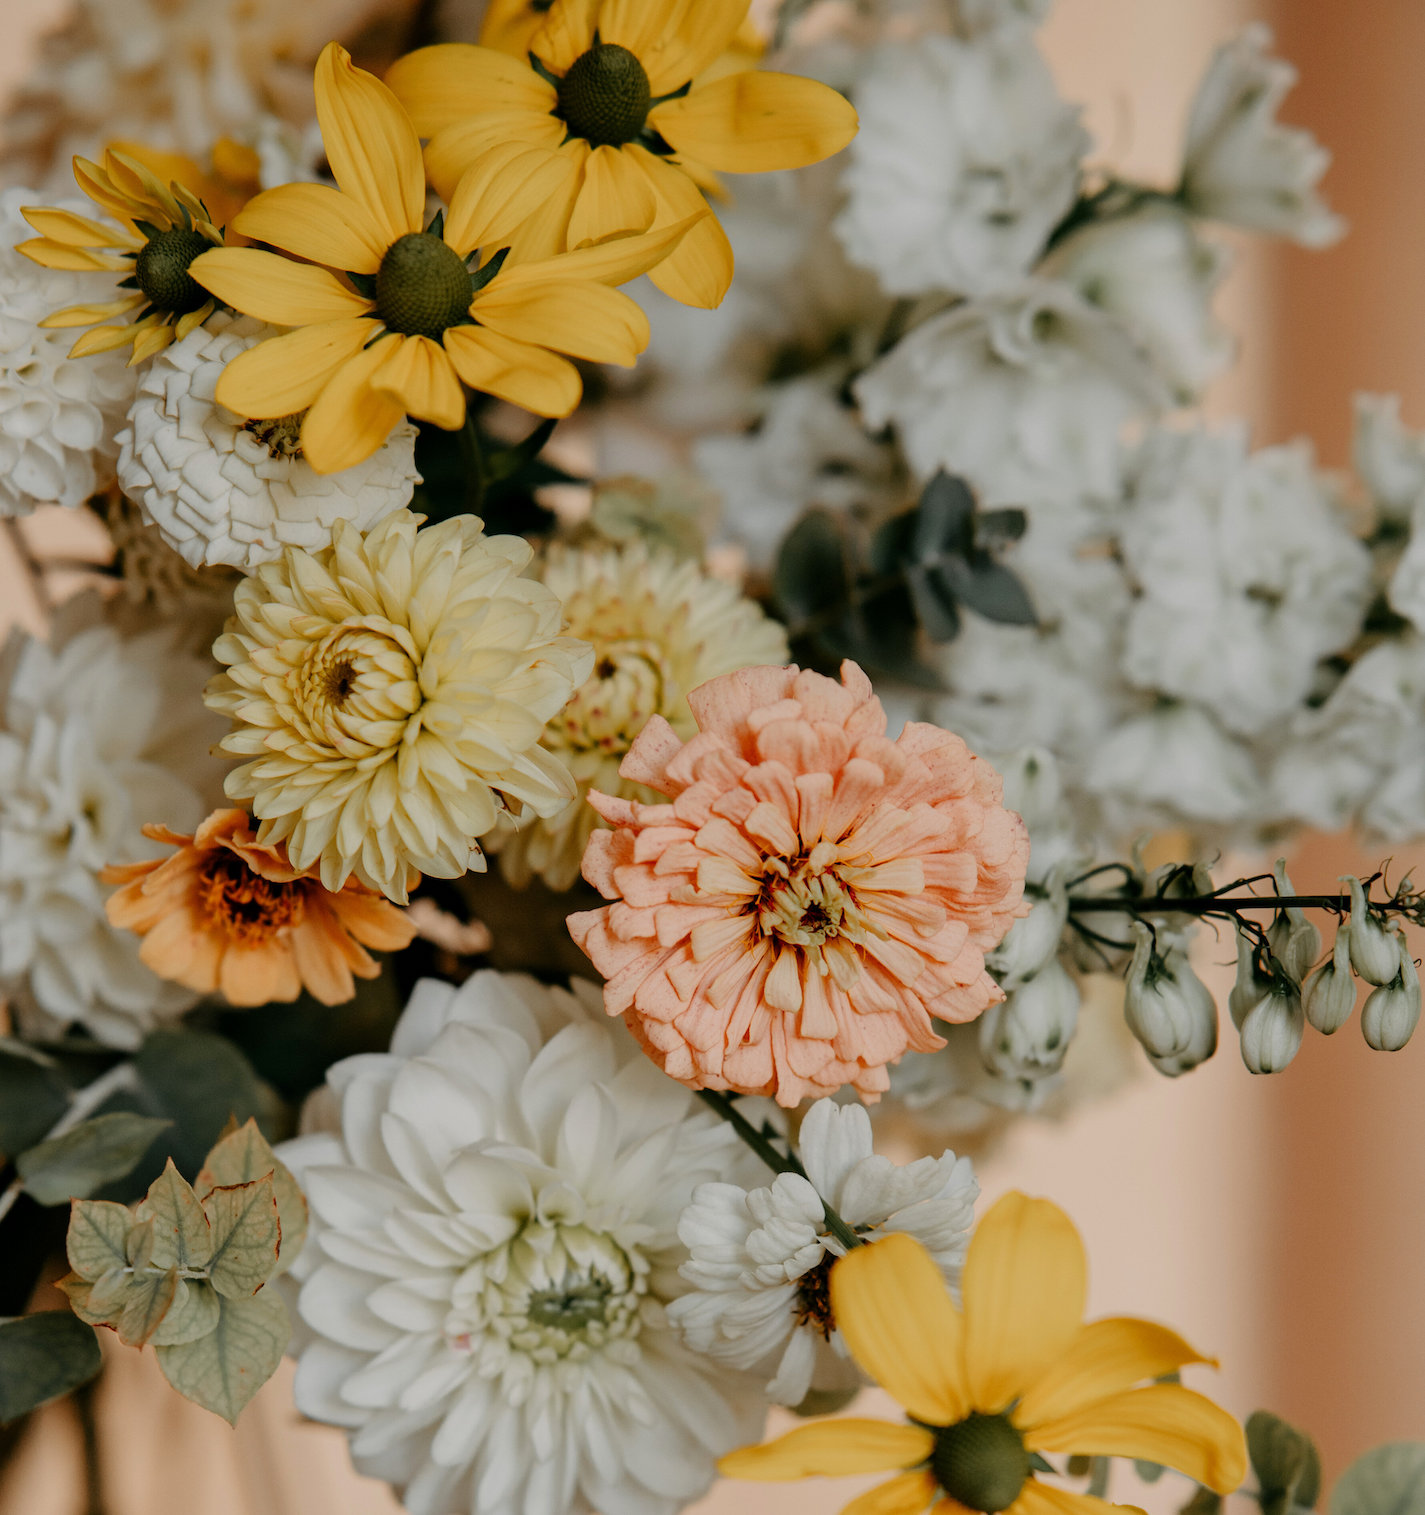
[115,1266,179,1348]
[135,1159,213,1272]
[156,1289,289,1426]
[197,1118,308,1275]
[66,1199,134,1281]
[151,1278,221,1348]
[203,1179,281,1299]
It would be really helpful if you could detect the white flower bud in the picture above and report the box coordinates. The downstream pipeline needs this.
[1228,920,1274,1030]
[1303,926,1356,1035]
[1344,876,1402,986]
[1238,985,1306,1074]
[1122,922,1218,1076]
[1361,933,1421,1052]
[979,961,1081,1082]
[1266,860,1320,985]
[988,873,1068,987]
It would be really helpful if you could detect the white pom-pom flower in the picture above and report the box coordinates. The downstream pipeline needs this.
[277,970,766,1515]
[0,188,135,517]
[117,311,420,571]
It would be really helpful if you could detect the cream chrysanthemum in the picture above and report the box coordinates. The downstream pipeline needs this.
[205,509,594,904]
[117,311,420,571]
[489,542,788,891]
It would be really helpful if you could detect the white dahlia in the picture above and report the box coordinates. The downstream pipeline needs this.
[117,312,420,572]
[489,542,789,891]
[0,189,135,517]
[670,1099,977,1408]
[0,598,225,1045]
[206,510,594,904]
[277,969,767,1515]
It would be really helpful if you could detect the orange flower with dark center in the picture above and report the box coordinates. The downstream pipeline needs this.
[103,809,416,1006]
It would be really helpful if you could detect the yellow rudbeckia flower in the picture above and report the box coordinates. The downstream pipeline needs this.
[721,1194,1247,1515]
[189,42,703,476]
[17,147,228,363]
[385,0,859,309]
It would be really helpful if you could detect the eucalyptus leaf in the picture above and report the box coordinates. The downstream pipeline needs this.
[1331,1444,1425,1515]
[65,1199,134,1281]
[911,471,976,561]
[203,1178,281,1299]
[132,1029,264,1184]
[0,1047,69,1156]
[135,1159,214,1272]
[775,511,852,624]
[1248,1410,1321,1513]
[0,1313,102,1422]
[197,1119,308,1276]
[156,1288,290,1425]
[151,1278,221,1348]
[115,1266,179,1348]
[16,1112,170,1205]
[947,560,1037,626]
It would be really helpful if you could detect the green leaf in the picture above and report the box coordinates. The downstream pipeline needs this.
[203,1178,281,1298]
[1331,1445,1425,1515]
[1248,1411,1322,1515]
[0,1313,102,1422]
[775,511,852,625]
[0,1044,69,1156]
[115,1266,179,1348]
[65,1199,134,1281]
[1181,1489,1224,1515]
[16,1112,171,1205]
[947,559,1037,626]
[1135,1461,1166,1484]
[156,1289,289,1425]
[135,1159,213,1272]
[197,1119,308,1276]
[911,472,976,561]
[133,1029,264,1183]
[55,1276,110,1328]
[151,1278,221,1347]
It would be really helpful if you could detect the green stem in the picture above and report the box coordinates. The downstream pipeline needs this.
[1069,893,1414,917]
[458,411,486,517]
[695,1090,863,1251]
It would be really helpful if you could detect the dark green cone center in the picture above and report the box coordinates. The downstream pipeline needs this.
[133,227,212,314]
[932,1413,1031,1513]
[556,43,652,147]
[375,233,473,340]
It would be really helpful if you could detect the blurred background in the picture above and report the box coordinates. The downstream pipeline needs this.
[1,0,1421,1509]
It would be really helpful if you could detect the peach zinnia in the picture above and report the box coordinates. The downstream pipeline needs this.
[568,662,1030,1106]
[103,809,416,1006]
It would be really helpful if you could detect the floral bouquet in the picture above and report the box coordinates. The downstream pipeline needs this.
[0,2,1422,1514]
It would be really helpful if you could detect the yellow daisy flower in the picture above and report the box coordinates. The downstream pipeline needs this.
[17,147,228,363]
[189,42,704,476]
[385,0,859,309]
[721,1195,1247,1515]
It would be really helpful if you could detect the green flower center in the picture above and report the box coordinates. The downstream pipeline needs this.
[931,1413,1031,1513]
[556,43,652,148]
[133,227,213,315]
[375,232,473,340]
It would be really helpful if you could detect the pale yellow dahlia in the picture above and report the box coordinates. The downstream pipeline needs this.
[205,509,593,904]
[489,541,788,891]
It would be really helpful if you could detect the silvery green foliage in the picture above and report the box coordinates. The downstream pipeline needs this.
[1331,1444,1425,1515]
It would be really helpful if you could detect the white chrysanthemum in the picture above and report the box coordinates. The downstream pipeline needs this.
[277,970,767,1515]
[206,510,594,904]
[489,542,788,890]
[0,599,225,1045]
[0,188,135,517]
[836,32,1088,298]
[1179,24,1344,248]
[669,1099,977,1409]
[854,279,1168,503]
[1118,426,1372,737]
[117,312,420,571]
[1041,204,1233,405]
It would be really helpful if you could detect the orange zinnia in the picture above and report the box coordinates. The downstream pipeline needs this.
[103,809,416,1006]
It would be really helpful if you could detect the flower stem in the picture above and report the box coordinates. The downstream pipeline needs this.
[1069,892,1418,919]
[458,411,486,517]
[695,1090,863,1251]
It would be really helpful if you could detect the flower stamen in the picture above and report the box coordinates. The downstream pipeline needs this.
[374,232,474,340]
[555,43,654,147]
[931,1413,1031,1514]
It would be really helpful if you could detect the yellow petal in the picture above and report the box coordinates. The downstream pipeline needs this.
[1015,1319,1216,1431]
[315,42,424,245]
[479,0,545,55]
[471,278,648,365]
[614,0,750,96]
[39,294,146,328]
[530,0,599,73]
[129,321,176,365]
[17,238,129,272]
[499,207,709,287]
[105,150,182,224]
[443,141,581,256]
[108,141,208,204]
[424,113,568,204]
[962,1193,1086,1414]
[566,144,658,249]
[718,1421,936,1482]
[21,205,127,248]
[829,1233,971,1427]
[211,136,262,187]
[372,332,466,429]
[651,71,859,174]
[232,183,390,275]
[191,248,374,326]
[1010,1479,1146,1515]
[174,300,215,342]
[215,318,380,419]
[1024,1385,1247,1496]
[443,325,582,416]
[629,145,733,307]
[69,324,138,358]
[385,43,555,136]
[300,334,408,474]
[844,1470,942,1515]
[72,157,143,225]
